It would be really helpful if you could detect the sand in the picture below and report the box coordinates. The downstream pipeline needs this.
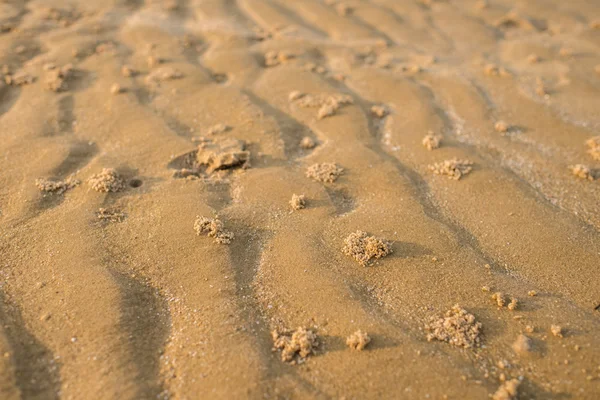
[1,0,600,399]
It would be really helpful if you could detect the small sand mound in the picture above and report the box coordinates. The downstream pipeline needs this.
[289,194,305,210]
[45,64,74,92]
[346,330,371,350]
[429,158,473,180]
[425,304,482,348]
[342,230,392,266]
[569,164,595,181]
[35,177,80,194]
[96,208,126,223]
[88,168,126,193]
[422,133,442,150]
[271,327,318,364]
[512,334,532,354]
[494,121,509,133]
[193,216,234,244]
[371,105,388,118]
[300,136,316,149]
[492,379,520,400]
[306,163,343,183]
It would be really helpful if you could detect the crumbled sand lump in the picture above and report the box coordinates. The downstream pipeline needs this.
[494,121,509,133]
[300,136,316,149]
[110,83,122,95]
[346,330,371,350]
[207,123,230,135]
[422,133,442,150]
[492,292,506,307]
[550,324,563,338]
[492,379,520,400]
[289,194,306,211]
[88,168,126,193]
[96,208,126,223]
[425,304,482,348]
[585,136,600,161]
[429,158,473,180]
[528,290,537,297]
[507,297,518,311]
[172,138,250,178]
[342,230,392,266]
[291,93,353,120]
[35,177,80,194]
[271,327,318,364]
[512,334,532,354]
[264,50,294,67]
[193,216,234,244]
[121,65,136,77]
[4,71,35,86]
[45,64,74,92]
[569,164,595,181]
[288,90,304,102]
[306,163,343,183]
[371,105,388,118]
[196,138,249,173]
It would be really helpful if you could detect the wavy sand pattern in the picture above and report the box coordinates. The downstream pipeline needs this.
[1,0,600,399]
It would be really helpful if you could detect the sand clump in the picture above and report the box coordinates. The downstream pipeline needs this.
[173,138,250,178]
[193,216,234,244]
[88,168,126,193]
[342,230,392,266]
[45,64,74,92]
[346,330,371,350]
[585,136,600,161]
[569,164,595,181]
[371,105,388,118]
[422,132,442,150]
[121,65,136,77]
[4,71,35,86]
[110,83,122,95]
[306,163,343,183]
[289,194,306,211]
[494,121,509,133]
[491,292,518,310]
[512,334,532,354]
[196,138,249,174]
[291,92,354,120]
[300,136,316,149]
[492,379,520,400]
[425,304,483,349]
[550,324,563,338]
[271,327,318,364]
[429,159,473,180]
[35,176,80,194]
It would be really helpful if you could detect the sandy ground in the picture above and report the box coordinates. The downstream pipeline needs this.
[1,0,600,399]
